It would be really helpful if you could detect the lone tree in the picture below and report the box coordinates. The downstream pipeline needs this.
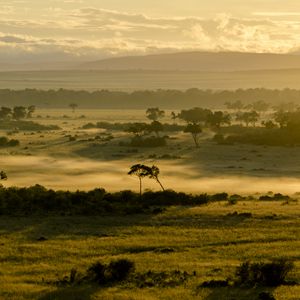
[148,165,165,191]
[128,164,165,196]
[146,108,165,121]
[128,164,152,197]
[69,103,78,113]
[184,123,202,148]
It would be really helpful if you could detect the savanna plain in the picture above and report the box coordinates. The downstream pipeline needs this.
[0,104,299,300]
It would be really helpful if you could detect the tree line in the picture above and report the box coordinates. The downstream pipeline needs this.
[2,88,300,108]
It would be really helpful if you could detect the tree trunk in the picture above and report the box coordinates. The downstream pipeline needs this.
[139,177,142,199]
[156,178,165,191]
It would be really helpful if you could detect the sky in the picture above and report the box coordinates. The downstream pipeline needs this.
[1,0,300,63]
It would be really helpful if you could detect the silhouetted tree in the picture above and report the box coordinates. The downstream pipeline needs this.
[148,165,165,191]
[146,108,165,121]
[184,123,202,147]
[69,103,78,113]
[128,164,152,197]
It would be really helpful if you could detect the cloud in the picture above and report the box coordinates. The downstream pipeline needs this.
[1,7,300,63]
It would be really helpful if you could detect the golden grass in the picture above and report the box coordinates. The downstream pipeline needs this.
[0,201,299,299]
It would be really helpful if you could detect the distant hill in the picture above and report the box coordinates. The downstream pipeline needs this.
[80,51,300,72]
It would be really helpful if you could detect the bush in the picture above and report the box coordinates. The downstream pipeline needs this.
[0,120,60,131]
[235,259,294,287]
[85,259,135,285]
[86,262,106,284]
[0,136,20,147]
[108,259,135,282]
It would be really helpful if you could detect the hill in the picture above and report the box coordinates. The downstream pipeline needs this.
[80,51,300,71]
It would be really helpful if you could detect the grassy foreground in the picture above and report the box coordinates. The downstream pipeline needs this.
[0,201,299,300]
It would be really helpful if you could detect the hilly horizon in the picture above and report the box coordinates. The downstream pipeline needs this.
[2,51,300,72]
[79,51,300,72]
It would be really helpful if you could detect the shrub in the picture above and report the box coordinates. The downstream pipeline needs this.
[108,259,135,282]
[86,262,106,284]
[235,259,294,287]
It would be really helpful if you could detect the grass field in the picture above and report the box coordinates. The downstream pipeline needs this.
[0,201,299,300]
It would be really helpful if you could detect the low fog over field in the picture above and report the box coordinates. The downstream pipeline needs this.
[1,108,300,195]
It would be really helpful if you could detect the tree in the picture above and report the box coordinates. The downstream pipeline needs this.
[184,123,202,147]
[236,111,259,127]
[69,103,78,113]
[27,105,36,118]
[274,110,290,128]
[148,165,165,191]
[178,108,211,125]
[170,111,177,123]
[146,108,165,121]
[207,111,231,129]
[128,164,152,197]
[147,121,164,137]
[0,107,12,120]
[12,106,27,120]
[125,123,148,137]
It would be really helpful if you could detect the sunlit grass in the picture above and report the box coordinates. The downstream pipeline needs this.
[0,201,299,299]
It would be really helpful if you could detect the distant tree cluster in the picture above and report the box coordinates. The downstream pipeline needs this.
[0,106,36,121]
[3,88,300,109]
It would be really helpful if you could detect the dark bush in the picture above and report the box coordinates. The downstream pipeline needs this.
[235,259,294,287]
[108,259,135,282]
[86,262,106,284]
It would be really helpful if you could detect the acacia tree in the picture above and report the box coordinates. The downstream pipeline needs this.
[128,164,152,197]
[184,123,202,147]
[148,165,165,191]
[146,108,165,121]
